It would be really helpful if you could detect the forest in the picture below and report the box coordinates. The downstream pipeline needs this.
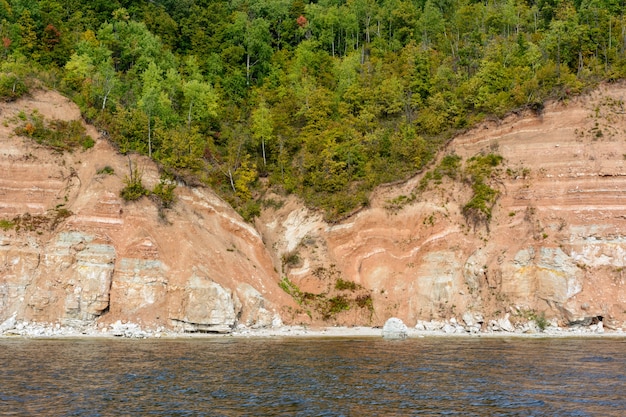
[1,0,625,221]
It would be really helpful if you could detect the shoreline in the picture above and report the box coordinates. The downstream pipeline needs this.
[1,322,625,340]
[231,325,626,339]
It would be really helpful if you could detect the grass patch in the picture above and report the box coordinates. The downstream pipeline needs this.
[279,276,303,301]
[335,278,359,291]
[261,198,284,210]
[462,181,499,227]
[518,309,549,332]
[322,295,351,319]
[355,293,374,310]
[281,250,302,268]
[534,313,549,331]
[434,154,462,181]
[151,175,177,209]
[10,207,73,233]
[462,153,503,230]
[418,153,462,193]
[96,166,115,175]
[0,219,15,230]
[15,111,94,152]
[279,274,374,322]
[120,166,148,201]
[238,199,261,222]
[384,193,416,213]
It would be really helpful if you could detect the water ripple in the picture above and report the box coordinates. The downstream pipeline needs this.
[0,338,625,416]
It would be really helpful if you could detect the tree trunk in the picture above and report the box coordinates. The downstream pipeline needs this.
[148,115,152,158]
[620,1,625,55]
[279,136,284,181]
[578,50,584,76]
[102,81,113,111]
[608,16,611,51]
[246,53,251,86]
[228,167,236,193]
[187,100,193,129]
[262,138,266,166]
[556,32,561,79]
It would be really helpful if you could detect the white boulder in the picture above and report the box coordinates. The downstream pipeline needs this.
[382,317,408,339]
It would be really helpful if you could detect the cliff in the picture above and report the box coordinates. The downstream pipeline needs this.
[2,85,626,333]
[258,83,626,331]
[0,90,295,333]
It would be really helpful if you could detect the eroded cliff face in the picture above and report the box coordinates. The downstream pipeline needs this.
[0,90,295,332]
[2,85,626,333]
[258,83,626,329]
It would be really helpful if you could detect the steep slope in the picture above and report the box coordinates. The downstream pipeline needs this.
[0,90,295,332]
[258,82,626,329]
[2,84,626,334]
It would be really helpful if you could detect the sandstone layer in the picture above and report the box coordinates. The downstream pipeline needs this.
[2,85,626,334]
[0,90,295,333]
[258,83,626,330]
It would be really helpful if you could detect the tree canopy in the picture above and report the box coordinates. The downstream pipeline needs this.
[3,0,626,220]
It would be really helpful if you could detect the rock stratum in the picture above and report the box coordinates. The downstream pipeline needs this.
[0,90,295,333]
[2,85,626,334]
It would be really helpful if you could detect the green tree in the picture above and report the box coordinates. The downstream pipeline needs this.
[138,61,171,157]
[212,123,254,197]
[155,126,205,172]
[98,11,175,76]
[235,12,273,86]
[0,57,29,100]
[94,59,117,111]
[234,155,257,201]
[306,2,340,55]
[251,99,274,166]
[64,32,118,111]
[182,79,218,131]
[0,0,11,22]
[17,9,38,56]
[64,52,94,92]
[541,1,582,78]
[419,0,445,48]
[141,3,178,49]
[38,0,68,66]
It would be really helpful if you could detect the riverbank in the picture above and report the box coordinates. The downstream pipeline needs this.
[1,316,625,339]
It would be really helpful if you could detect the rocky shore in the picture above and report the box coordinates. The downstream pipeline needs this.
[1,315,623,339]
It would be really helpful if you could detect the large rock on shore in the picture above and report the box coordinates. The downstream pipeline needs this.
[382,317,408,339]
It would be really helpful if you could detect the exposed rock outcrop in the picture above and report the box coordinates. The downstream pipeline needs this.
[0,90,295,333]
[2,84,626,334]
[257,83,626,330]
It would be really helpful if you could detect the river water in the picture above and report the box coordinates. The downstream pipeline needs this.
[1,337,625,416]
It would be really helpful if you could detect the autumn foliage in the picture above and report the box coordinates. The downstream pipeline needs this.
[296,15,307,28]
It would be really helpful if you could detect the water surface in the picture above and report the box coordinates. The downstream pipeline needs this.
[1,337,625,416]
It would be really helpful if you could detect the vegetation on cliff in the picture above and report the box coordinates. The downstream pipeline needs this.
[2,0,626,220]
